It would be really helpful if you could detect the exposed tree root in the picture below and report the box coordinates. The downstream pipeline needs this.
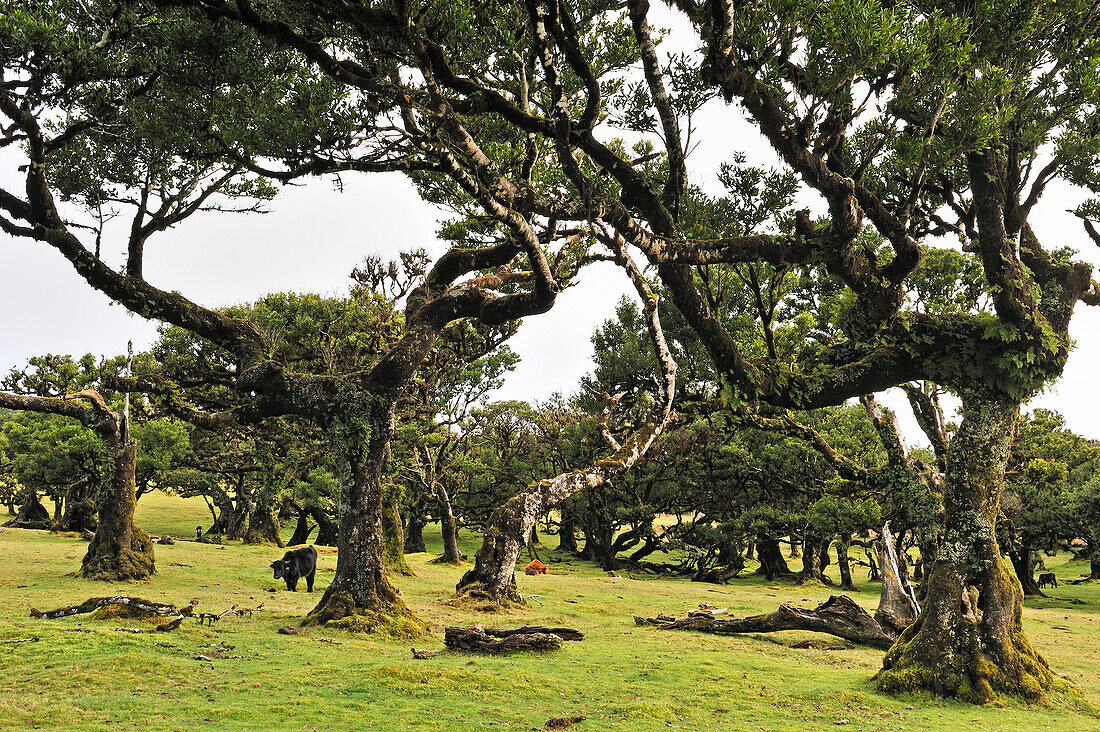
[302,590,426,638]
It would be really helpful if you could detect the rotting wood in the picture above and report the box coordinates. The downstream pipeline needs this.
[0,637,39,644]
[482,625,584,641]
[444,625,577,654]
[30,596,186,619]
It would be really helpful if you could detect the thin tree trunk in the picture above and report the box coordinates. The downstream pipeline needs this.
[837,533,856,591]
[437,483,462,563]
[876,390,1051,702]
[789,535,801,558]
[80,438,155,580]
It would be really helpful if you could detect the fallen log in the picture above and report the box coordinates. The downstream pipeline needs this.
[482,625,584,642]
[30,596,186,619]
[633,595,897,650]
[444,625,566,654]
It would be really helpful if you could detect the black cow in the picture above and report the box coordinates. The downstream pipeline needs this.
[271,545,318,592]
[1037,572,1058,588]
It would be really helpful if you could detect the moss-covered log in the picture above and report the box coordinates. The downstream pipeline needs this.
[875,391,1052,703]
[634,595,897,650]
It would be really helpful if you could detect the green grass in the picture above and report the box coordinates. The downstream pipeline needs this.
[2,495,1099,731]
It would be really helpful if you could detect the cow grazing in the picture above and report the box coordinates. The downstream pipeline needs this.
[1037,572,1058,588]
[271,545,318,592]
[524,559,548,576]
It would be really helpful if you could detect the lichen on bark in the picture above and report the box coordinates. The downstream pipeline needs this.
[874,388,1052,703]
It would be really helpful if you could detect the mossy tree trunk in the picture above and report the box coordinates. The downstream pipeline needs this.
[304,396,421,633]
[876,390,1051,703]
[382,494,413,576]
[800,537,821,584]
[244,496,285,547]
[80,436,155,581]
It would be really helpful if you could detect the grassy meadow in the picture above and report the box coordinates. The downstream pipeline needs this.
[2,492,1099,731]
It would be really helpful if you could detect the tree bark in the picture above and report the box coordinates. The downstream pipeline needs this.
[876,391,1052,702]
[80,440,155,581]
[244,500,285,547]
[304,396,421,633]
[5,490,51,529]
[444,625,566,654]
[800,537,821,584]
[435,482,462,563]
[305,505,337,546]
[873,523,920,637]
[1091,551,1100,581]
[58,478,97,533]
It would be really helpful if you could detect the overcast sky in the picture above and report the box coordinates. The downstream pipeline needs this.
[4,20,1100,448]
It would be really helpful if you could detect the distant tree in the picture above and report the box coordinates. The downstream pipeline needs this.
[1002,410,1100,594]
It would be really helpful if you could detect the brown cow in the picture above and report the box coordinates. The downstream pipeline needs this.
[524,559,548,575]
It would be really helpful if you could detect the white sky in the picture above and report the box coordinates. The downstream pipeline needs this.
[3,9,1100,448]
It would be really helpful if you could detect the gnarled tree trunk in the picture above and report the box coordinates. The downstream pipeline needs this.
[404,511,427,553]
[304,397,421,633]
[80,437,155,581]
[876,391,1051,702]
[58,477,97,533]
[244,500,284,547]
[1010,545,1044,597]
[288,512,315,546]
[755,537,793,580]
